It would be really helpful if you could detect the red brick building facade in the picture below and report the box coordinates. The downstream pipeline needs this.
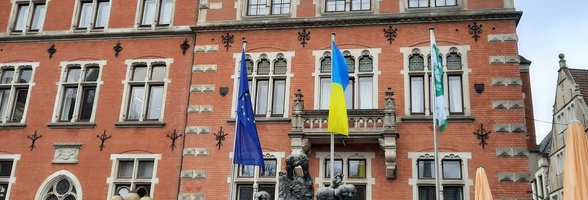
[0,0,535,200]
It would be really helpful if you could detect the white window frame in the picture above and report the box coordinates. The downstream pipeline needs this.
[408,152,472,200]
[106,154,161,200]
[71,0,111,31]
[134,0,175,29]
[229,152,285,200]
[315,152,375,200]
[0,62,39,125]
[312,48,381,110]
[119,58,172,122]
[7,0,48,34]
[0,154,20,200]
[52,61,106,123]
[401,45,470,117]
[231,52,294,119]
[405,0,461,8]
[34,170,83,200]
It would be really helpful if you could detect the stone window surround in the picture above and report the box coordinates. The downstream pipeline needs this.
[312,48,381,110]
[0,154,20,200]
[400,45,471,117]
[34,170,83,200]
[313,0,381,16]
[7,0,49,34]
[134,0,176,29]
[70,0,111,32]
[230,51,294,119]
[106,154,161,200]
[0,62,39,126]
[229,151,286,200]
[408,152,472,200]
[315,152,375,200]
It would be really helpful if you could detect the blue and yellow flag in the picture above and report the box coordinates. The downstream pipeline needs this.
[328,41,349,135]
[234,48,265,168]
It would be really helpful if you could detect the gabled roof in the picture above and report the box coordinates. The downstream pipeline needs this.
[568,68,588,103]
[538,131,552,155]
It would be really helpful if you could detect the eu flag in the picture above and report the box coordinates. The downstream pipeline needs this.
[234,48,265,168]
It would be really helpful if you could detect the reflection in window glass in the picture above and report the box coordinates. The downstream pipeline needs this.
[325,159,343,178]
[127,86,145,120]
[348,159,366,178]
[146,86,163,120]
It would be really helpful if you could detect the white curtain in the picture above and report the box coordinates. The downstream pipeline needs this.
[272,80,285,115]
[30,4,46,30]
[448,76,463,113]
[359,77,373,109]
[320,78,331,109]
[411,77,424,113]
[255,80,269,115]
[95,1,111,27]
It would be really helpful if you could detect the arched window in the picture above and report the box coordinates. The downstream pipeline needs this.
[320,52,332,73]
[358,53,373,72]
[409,51,424,71]
[446,51,462,70]
[36,171,82,200]
[257,54,270,75]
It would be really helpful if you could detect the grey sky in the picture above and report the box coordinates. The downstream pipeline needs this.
[516,0,588,143]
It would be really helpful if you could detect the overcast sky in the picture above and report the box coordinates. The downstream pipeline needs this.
[515,0,588,144]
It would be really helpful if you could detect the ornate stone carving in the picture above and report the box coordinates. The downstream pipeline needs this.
[53,143,82,164]
[278,153,314,200]
[316,174,357,200]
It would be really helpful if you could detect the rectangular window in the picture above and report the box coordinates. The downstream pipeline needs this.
[271,80,285,116]
[436,0,457,6]
[77,0,110,30]
[448,75,463,114]
[355,185,367,200]
[13,2,46,32]
[418,160,435,179]
[271,0,290,15]
[0,160,15,200]
[124,62,167,122]
[350,0,370,11]
[237,184,254,200]
[239,165,255,177]
[443,186,463,200]
[326,0,346,12]
[260,159,277,177]
[113,158,156,199]
[247,0,267,16]
[255,80,269,116]
[409,0,429,8]
[140,0,173,27]
[56,65,101,122]
[442,160,461,179]
[348,159,367,178]
[325,159,343,178]
[410,76,425,114]
[418,186,435,200]
[358,77,373,109]
[319,78,331,109]
[0,67,33,124]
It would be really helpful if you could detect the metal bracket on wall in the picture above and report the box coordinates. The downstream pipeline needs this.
[468,22,483,42]
[180,38,191,55]
[473,124,491,149]
[27,131,42,151]
[113,41,123,57]
[383,25,398,45]
[96,130,112,151]
[221,33,234,51]
[214,126,228,149]
[166,129,183,151]
[47,43,56,59]
[298,29,311,48]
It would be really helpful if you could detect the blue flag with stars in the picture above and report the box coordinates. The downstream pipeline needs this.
[234,48,265,168]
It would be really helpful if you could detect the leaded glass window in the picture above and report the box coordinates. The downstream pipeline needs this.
[358,55,373,72]
[274,57,287,74]
[446,52,461,70]
[42,177,78,200]
[257,56,270,75]
[409,53,425,71]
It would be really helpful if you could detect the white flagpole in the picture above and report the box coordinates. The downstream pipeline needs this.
[330,33,336,183]
[430,28,441,200]
[228,40,247,200]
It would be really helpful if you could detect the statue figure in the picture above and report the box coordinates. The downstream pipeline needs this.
[255,191,271,200]
[316,174,356,200]
[278,153,314,200]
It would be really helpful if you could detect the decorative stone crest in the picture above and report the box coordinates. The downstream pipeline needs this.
[53,143,82,164]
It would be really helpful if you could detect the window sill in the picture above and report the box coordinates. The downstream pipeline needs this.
[115,121,165,128]
[0,123,26,129]
[226,117,291,123]
[401,115,475,122]
[47,122,96,129]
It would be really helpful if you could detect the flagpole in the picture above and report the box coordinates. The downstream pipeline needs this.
[228,40,247,200]
[430,28,441,200]
[330,33,336,183]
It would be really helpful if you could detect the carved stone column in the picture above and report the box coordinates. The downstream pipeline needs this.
[380,87,398,179]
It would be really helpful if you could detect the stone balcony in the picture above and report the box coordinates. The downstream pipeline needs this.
[288,88,399,178]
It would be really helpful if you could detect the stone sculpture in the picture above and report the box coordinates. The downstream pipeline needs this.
[278,153,314,200]
[316,174,356,200]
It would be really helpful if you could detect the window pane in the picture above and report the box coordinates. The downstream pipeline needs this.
[115,184,131,196]
[345,80,353,109]
[273,58,287,74]
[78,2,93,28]
[132,66,147,81]
[137,161,154,178]
[345,56,355,73]
[150,65,166,81]
[84,67,99,82]
[325,159,343,177]
[10,88,28,122]
[358,56,373,72]
[30,4,46,31]
[271,0,290,14]
[409,54,425,71]
[443,160,461,179]
[239,165,255,177]
[247,0,267,15]
[260,159,277,177]
[418,160,435,178]
[419,186,435,200]
[355,185,367,200]
[348,160,366,178]
[66,68,81,83]
[18,68,32,83]
[448,76,463,113]
[255,80,269,115]
[146,85,163,120]
[446,53,461,70]
[321,57,331,73]
[117,161,134,178]
[271,80,285,115]
[358,77,372,109]
[0,161,14,177]
[320,78,331,109]
[78,87,96,121]
[159,0,173,25]
[258,184,276,199]
[0,183,8,199]
[135,184,151,197]
[237,184,254,200]
[95,1,110,28]
[14,5,30,31]
[0,90,10,120]
[351,0,370,11]
[257,59,270,75]
[443,187,463,200]
[411,77,424,113]
[127,86,145,120]
[141,0,156,25]
[1,69,15,84]
[60,87,78,121]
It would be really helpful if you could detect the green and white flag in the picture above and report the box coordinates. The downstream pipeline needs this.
[430,29,448,131]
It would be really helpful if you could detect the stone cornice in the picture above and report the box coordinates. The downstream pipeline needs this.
[193,9,522,32]
[0,27,194,42]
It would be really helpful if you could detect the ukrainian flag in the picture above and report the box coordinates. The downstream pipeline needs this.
[328,41,349,135]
